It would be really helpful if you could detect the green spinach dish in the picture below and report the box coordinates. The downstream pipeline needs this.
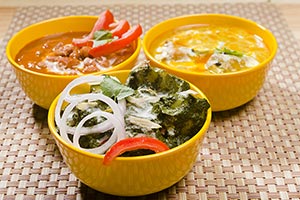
[55,62,210,161]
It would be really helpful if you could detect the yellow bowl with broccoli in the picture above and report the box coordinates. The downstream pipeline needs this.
[48,63,211,196]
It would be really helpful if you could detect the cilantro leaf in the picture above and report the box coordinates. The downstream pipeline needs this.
[92,30,114,48]
[216,47,244,57]
[99,75,134,100]
[93,30,113,41]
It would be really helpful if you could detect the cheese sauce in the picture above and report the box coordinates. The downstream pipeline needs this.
[152,24,270,73]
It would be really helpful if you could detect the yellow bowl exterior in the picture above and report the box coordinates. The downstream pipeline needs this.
[47,70,212,196]
[142,14,277,111]
[6,16,141,109]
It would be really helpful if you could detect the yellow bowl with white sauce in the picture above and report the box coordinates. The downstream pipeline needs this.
[6,15,141,109]
[143,14,277,111]
[48,69,212,196]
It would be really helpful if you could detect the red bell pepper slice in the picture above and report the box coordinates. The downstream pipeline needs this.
[72,10,114,47]
[110,20,130,38]
[89,24,142,57]
[103,137,170,165]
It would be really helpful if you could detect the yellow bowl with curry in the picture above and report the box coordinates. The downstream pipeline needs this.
[48,65,212,196]
[142,14,277,111]
[6,11,142,109]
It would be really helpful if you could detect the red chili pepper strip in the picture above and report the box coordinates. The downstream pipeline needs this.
[72,10,114,47]
[89,24,142,57]
[103,137,170,165]
[92,9,114,30]
[110,20,130,38]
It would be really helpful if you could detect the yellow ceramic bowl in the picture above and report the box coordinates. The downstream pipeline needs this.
[142,14,277,111]
[6,16,141,109]
[48,70,212,196]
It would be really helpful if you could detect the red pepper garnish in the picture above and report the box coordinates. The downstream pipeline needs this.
[72,10,114,47]
[89,24,142,57]
[110,20,130,38]
[103,137,170,165]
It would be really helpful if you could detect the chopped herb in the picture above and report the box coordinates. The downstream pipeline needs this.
[93,30,113,41]
[216,47,244,57]
[191,48,210,55]
[92,30,114,48]
[91,75,134,101]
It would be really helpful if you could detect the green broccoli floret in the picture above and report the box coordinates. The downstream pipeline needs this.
[152,93,210,148]
[126,62,190,93]
[125,62,210,148]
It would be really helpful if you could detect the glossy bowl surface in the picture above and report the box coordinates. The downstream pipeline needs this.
[6,16,141,109]
[142,14,277,111]
[48,70,212,196]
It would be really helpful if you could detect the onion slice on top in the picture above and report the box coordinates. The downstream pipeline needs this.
[55,75,104,128]
[54,75,127,154]
[73,111,124,154]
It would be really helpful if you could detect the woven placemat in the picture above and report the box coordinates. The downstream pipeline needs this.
[1,3,300,200]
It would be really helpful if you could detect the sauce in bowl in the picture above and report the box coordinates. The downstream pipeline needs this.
[151,24,270,74]
[16,32,135,75]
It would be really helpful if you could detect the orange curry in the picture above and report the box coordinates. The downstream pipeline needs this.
[16,32,135,75]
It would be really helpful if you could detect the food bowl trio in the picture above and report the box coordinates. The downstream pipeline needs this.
[6,10,277,196]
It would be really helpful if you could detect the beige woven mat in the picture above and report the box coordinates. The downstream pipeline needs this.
[1,3,300,200]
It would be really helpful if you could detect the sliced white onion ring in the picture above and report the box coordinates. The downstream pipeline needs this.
[65,119,112,136]
[55,74,128,155]
[55,75,104,128]
[73,111,125,154]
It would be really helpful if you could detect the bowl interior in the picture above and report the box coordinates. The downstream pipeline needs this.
[7,16,96,68]
[142,13,277,76]
[6,16,141,109]
[47,70,212,196]
[6,16,141,77]
[48,70,212,162]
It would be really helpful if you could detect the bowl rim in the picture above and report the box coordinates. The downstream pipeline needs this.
[47,69,212,163]
[142,13,278,77]
[6,15,141,78]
